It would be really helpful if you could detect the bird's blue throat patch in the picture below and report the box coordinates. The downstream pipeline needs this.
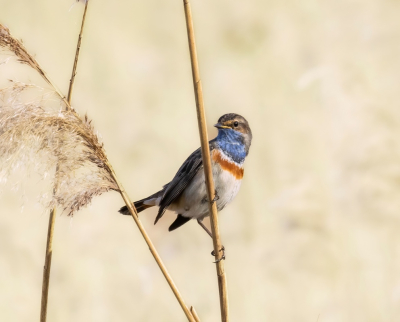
[214,129,247,164]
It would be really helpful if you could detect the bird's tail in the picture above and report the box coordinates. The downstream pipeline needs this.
[118,191,162,215]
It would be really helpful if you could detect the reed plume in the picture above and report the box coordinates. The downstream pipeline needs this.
[0,25,64,102]
[0,22,118,215]
[0,81,118,215]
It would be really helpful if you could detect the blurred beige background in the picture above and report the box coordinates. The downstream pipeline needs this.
[1,0,400,321]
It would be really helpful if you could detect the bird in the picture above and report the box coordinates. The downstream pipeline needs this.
[119,113,252,259]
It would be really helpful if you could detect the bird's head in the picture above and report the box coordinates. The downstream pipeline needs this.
[214,113,252,154]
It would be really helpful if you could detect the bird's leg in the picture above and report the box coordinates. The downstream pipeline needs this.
[197,219,225,262]
[197,219,213,238]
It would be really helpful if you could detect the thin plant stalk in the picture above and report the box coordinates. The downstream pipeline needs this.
[105,162,198,322]
[39,207,56,322]
[67,0,89,104]
[190,306,201,322]
[182,0,229,321]
[40,2,90,321]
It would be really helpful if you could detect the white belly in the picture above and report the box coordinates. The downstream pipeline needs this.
[168,163,242,220]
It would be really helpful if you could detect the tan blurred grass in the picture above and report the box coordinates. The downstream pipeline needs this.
[1,0,400,321]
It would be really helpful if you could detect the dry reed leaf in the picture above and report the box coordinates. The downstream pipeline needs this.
[0,23,119,215]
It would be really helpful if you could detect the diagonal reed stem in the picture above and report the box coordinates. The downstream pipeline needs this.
[190,306,201,322]
[40,2,90,321]
[182,1,229,321]
[106,163,198,322]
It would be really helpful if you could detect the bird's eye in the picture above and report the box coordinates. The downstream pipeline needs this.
[233,121,239,127]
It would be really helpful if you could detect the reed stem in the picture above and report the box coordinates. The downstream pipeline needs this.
[39,208,56,322]
[182,1,229,321]
[40,2,90,321]
[67,0,89,104]
[190,306,201,322]
[106,163,198,322]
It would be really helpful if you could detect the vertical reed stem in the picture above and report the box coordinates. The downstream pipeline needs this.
[182,1,229,321]
[40,208,56,322]
[40,2,90,321]
[67,0,89,104]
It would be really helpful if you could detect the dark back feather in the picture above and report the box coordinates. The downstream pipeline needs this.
[154,144,215,224]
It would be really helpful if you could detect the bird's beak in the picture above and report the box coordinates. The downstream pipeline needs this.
[214,123,230,129]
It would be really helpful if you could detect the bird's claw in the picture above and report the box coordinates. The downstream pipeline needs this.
[210,190,219,205]
[213,255,225,263]
[211,245,225,263]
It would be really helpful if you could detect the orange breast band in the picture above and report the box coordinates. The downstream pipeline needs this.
[212,149,244,180]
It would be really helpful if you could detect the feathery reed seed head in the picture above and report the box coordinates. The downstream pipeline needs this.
[0,24,51,85]
[0,25,119,215]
